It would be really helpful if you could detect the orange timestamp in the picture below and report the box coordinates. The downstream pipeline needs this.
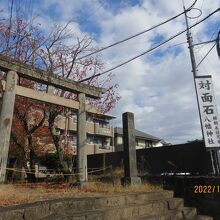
[193,185,220,193]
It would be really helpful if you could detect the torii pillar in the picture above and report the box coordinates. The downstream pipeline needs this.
[0,71,18,183]
[76,93,87,185]
[122,112,141,186]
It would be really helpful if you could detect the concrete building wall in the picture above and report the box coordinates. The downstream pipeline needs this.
[54,113,114,155]
[114,135,163,152]
[55,115,113,137]
[67,144,114,156]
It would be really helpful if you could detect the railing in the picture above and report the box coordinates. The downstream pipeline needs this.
[94,123,112,136]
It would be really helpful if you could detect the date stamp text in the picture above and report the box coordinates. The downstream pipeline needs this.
[193,185,220,193]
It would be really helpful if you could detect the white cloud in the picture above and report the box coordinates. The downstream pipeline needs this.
[97,0,220,144]
[1,0,219,144]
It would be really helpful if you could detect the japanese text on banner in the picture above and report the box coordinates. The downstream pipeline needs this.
[195,76,220,148]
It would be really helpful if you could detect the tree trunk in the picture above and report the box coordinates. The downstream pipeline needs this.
[24,136,36,182]
[49,112,70,181]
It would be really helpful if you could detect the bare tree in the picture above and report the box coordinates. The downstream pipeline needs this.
[0,6,120,180]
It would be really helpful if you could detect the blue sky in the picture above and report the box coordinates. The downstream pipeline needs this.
[1,0,220,144]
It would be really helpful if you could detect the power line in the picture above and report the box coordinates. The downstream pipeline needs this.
[79,7,220,83]
[74,0,198,62]
[195,28,219,52]
[91,41,188,72]
[167,41,188,48]
[197,42,216,67]
[10,0,196,69]
[192,0,204,34]
[193,39,216,47]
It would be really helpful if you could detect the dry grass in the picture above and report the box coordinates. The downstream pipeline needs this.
[0,167,161,208]
[0,181,162,208]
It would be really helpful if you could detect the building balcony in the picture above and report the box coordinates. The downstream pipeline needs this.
[55,117,113,137]
[90,144,113,155]
[71,144,113,155]
[94,123,112,137]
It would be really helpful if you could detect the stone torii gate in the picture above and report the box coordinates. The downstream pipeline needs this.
[0,54,106,184]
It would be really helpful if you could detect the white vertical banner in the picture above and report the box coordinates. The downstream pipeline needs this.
[195,75,220,148]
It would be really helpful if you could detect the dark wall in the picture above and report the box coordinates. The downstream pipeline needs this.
[161,176,220,220]
[87,141,213,174]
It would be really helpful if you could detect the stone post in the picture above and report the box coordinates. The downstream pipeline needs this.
[0,71,18,183]
[77,93,87,184]
[122,112,141,185]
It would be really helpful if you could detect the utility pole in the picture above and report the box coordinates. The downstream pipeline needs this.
[184,7,197,78]
[184,7,219,175]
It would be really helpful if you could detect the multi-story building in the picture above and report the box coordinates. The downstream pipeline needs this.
[114,127,164,152]
[54,111,115,155]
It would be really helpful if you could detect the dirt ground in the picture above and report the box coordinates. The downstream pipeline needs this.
[0,181,162,207]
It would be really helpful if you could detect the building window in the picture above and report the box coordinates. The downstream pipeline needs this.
[87,136,94,144]
[136,139,139,146]
[69,113,77,123]
[93,118,99,124]
[94,137,101,145]
[87,135,110,150]
[86,114,93,123]
[145,140,153,148]
[99,137,110,150]
[99,120,110,128]
[87,115,110,128]
[69,134,77,146]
